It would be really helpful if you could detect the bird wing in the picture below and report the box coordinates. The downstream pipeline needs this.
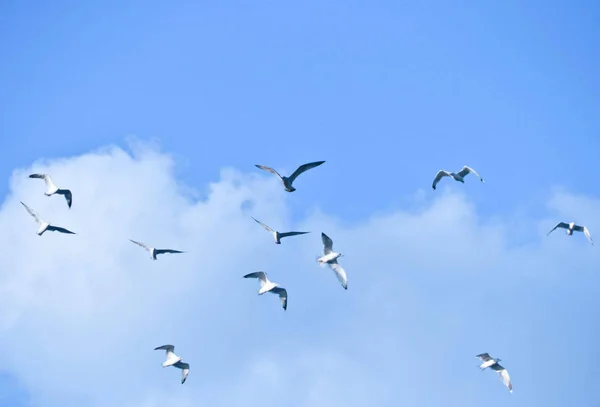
[46,225,76,234]
[255,164,283,180]
[321,232,334,255]
[288,161,326,183]
[29,173,57,190]
[251,217,274,233]
[582,227,594,244]
[243,271,268,284]
[174,361,190,384]
[155,249,185,255]
[130,239,151,251]
[270,287,288,310]
[57,189,73,208]
[329,261,348,290]
[432,170,451,189]
[278,231,309,239]
[494,366,512,393]
[20,201,43,225]
[457,166,484,182]
[572,225,594,243]
[546,222,569,236]
[154,344,175,352]
[475,353,492,362]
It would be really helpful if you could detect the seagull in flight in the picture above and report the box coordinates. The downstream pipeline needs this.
[546,221,593,245]
[255,160,325,192]
[20,201,76,236]
[243,271,288,310]
[476,353,512,393]
[129,239,185,260]
[251,217,309,244]
[154,344,190,384]
[317,232,348,290]
[28,173,73,208]
[432,166,484,190]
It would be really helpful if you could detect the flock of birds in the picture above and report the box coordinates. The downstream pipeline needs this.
[16,160,594,392]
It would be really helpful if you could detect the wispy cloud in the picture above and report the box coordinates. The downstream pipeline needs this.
[0,142,598,407]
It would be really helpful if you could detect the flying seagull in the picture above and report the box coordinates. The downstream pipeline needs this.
[476,353,513,393]
[251,216,309,244]
[255,160,325,192]
[546,221,593,245]
[28,173,73,208]
[317,232,348,290]
[129,239,185,260]
[154,344,190,384]
[20,201,76,236]
[432,166,484,190]
[243,271,288,310]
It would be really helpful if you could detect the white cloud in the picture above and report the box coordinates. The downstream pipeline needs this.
[0,141,598,407]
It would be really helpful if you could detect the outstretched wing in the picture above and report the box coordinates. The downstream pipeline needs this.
[47,225,76,234]
[130,239,151,251]
[432,170,451,190]
[279,231,309,239]
[321,232,334,254]
[546,222,569,236]
[329,261,348,290]
[270,287,288,310]
[57,189,73,208]
[20,201,42,225]
[155,249,185,255]
[251,217,274,233]
[29,173,57,190]
[457,166,484,182]
[174,361,190,384]
[582,227,594,244]
[572,225,594,244]
[288,161,326,183]
[475,353,492,362]
[255,164,283,180]
[493,366,512,393]
[243,271,268,284]
[154,344,175,352]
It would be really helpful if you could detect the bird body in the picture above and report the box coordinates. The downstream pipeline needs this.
[476,353,512,393]
[317,251,341,264]
[155,345,182,367]
[129,239,185,260]
[547,221,594,244]
[244,271,288,310]
[432,166,484,190]
[317,233,348,290]
[255,161,325,192]
[250,217,309,244]
[28,173,73,208]
[20,201,76,236]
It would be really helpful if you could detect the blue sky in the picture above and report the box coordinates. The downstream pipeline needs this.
[1,1,599,406]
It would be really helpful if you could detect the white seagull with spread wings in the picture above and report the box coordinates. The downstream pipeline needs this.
[317,232,348,290]
[251,216,309,244]
[255,160,325,192]
[20,201,76,236]
[129,239,185,260]
[546,221,593,245]
[243,271,288,310]
[476,353,513,393]
[154,344,189,384]
[432,166,484,190]
[28,173,73,208]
